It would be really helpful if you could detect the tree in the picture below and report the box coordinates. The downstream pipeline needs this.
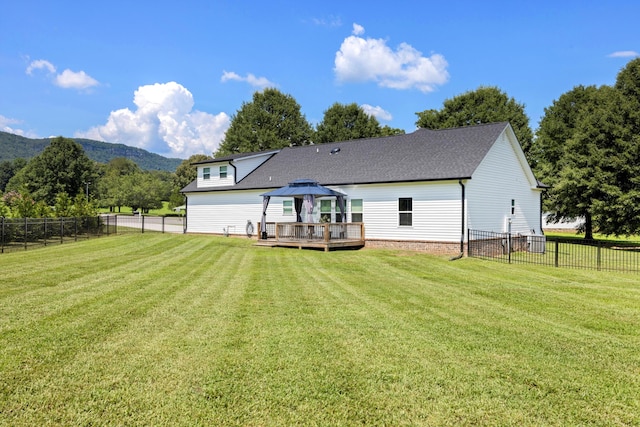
[380,125,405,136]
[97,158,141,212]
[6,137,96,205]
[215,88,313,156]
[534,84,639,238]
[314,103,383,144]
[0,158,26,192]
[614,57,640,133]
[415,86,534,157]
[123,172,165,213]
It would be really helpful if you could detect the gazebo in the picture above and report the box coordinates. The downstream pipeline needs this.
[257,179,364,251]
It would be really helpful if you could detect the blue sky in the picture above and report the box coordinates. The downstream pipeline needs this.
[1,0,638,159]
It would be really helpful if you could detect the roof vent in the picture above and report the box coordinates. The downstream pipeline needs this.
[330,147,341,155]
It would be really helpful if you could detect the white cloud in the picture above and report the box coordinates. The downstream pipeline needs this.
[55,69,99,90]
[76,82,230,158]
[607,50,639,58]
[360,104,392,121]
[334,24,449,93]
[26,58,99,91]
[221,71,275,90]
[0,115,39,138]
[26,59,56,75]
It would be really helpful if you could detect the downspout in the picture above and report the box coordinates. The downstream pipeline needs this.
[228,160,237,184]
[183,195,188,234]
[539,188,545,235]
[450,180,465,261]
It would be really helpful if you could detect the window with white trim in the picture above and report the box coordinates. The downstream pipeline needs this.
[351,199,363,222]
[399,198,413,226]
[220,165,227,179]
[203,167,210,180]
[283,200,293,216]
[320,199,332,223]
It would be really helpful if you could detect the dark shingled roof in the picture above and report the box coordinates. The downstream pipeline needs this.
[182,122,511,193]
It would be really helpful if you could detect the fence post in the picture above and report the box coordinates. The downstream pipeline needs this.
[597,241,602,271]
[24,217,28,251]
[508,232,511,264]
[44,217,47,246]
[106,215,110,236]
[467,229,472,257]
[141,215,145,233]
[554,240,559,267]
[162,216,165,234]
[60,218,64,244]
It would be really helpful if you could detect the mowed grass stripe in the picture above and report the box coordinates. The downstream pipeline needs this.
[1,235,257,424]
[0,234,639,425]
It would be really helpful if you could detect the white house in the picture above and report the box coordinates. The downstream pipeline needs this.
[181,122,545,254]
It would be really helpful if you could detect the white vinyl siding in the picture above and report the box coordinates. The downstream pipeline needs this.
[197,163,234,188]
[333,182,462,242]
[232,152,277,182]
[187,190,297,235]
[467,130,542,235]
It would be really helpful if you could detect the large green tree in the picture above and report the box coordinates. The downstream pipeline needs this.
[97,157,141,212]
[215,88,313,156]
[314,103,382,144]
[0,158,26,192]
[614,57,640,133]
[534,84,639,238]
[122,172,165,213]
[6,137,96,205]
[415,86,534,157]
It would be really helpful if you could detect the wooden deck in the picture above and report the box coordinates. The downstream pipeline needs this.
[255,222,365,252]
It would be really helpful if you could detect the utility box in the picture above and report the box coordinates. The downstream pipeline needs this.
[528,234,546,254]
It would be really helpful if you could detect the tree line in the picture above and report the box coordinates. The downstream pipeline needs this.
[0,137,200,218]
[1,58,639,238]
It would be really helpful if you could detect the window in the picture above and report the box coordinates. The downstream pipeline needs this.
[320,199,332,223]
[283,200,293,216]
[220,165,227,179]
[399,198,413,226]
[351,199,363,223]
[203,167,210,180]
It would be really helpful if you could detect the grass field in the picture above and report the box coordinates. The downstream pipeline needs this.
[1,234,639,426]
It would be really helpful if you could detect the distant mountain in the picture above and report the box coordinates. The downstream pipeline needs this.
[0,131,183,172]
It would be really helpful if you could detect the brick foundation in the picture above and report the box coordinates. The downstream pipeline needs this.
[365,239,465,255]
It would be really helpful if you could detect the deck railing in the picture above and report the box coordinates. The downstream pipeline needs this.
[260,222,364,243]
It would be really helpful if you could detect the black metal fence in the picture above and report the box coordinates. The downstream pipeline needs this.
[0,215,185,254]
[468,229,640,273]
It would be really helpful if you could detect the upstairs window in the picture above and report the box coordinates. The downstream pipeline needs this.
[203,167,211,180]
[399,198,413,226]
[220,165,227,179]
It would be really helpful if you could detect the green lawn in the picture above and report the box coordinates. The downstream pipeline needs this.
[1,234,639,426]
